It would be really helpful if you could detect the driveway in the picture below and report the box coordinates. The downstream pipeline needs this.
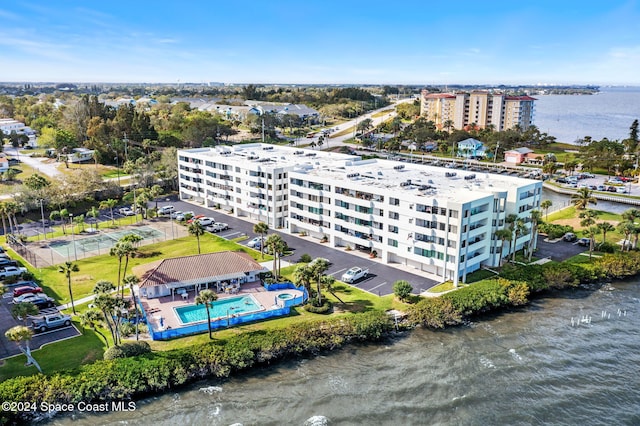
[157,195,438,296]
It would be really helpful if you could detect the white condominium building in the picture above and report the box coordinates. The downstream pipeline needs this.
[420,90,536,132]
[178,144,542,285]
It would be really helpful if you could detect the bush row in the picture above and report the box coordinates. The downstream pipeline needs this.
[0,311,392,424]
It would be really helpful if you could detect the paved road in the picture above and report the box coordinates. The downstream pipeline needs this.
[535,235,588,262]
[3,145,62,178]
[158,195,438,296]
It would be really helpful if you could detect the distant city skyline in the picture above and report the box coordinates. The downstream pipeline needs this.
[2,1,640,85]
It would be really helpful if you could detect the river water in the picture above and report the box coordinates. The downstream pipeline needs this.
[534,87,640,144]
[52,279,640,426]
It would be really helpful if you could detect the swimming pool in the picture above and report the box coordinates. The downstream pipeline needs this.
[174,295,262,324]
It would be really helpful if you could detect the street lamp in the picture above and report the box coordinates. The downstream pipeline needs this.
[39,199,46,240]
[69,213,77,261]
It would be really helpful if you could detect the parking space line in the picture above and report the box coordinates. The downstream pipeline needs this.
[32,324,75,337]
[331,267,347,276]
[368,282,387,292]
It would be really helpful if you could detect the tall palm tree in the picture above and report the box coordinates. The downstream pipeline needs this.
[149,184,164,211]
[618,221,634,251]
[87,206,100,230]
[527,210,542,262]
[571,187,597,210]
[109,243,127,295]
[93,292,118,344]
[0,202,9,237]
[79,309,110,348]
[320,274,344,303]
[309,258,330,305]
[58,261,79,314]
[504,214,518,260]
[579,209,600,228]
[586,226,599,260]
[99,199,118,225]
[512,219,527,262]
[265,234,285,278]
[5,326,42,373]
[253,222,269,259]
[188,222,206,254]
[494,228,512,266]
[195,289,218,339]
[540,200,553,221]
[123,274,141,340]
[596,222,615,243]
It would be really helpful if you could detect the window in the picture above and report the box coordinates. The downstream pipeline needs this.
[388,239,398,247]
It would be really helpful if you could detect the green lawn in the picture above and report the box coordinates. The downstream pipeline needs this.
[546,206,622,222]
[0,163,42,195]
[0,322,105,381]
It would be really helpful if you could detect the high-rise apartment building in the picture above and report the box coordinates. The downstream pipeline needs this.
[420,90,536,131]
[178,144,542,285]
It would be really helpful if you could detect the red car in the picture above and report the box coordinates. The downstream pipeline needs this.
[13,285,43,297]
[187,214,205,224]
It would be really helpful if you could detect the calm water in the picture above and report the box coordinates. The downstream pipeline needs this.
[535,87,640,144]
[540,188,631,215]
[52,280,640,426]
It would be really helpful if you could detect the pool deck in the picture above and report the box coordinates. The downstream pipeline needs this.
[141,281,303,331]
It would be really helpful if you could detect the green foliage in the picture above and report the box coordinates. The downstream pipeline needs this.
[594,251,640,279]
[104,341,151,360]
[407,297,462,328]
[538,222,574,239]
[393,280,413,301]
[596,241,617,253]
[299,253,312,263]
[442,279,511,315]
[303,300,332,314]
[0,311,392,424]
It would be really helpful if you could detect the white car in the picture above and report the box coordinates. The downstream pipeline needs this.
[197,217,215,227]
[158,205,175,215]
[246,237,262,248]
[341,267,369,283]
[206,222,229,232]
[119,207,135,216]
[174,211,194,221]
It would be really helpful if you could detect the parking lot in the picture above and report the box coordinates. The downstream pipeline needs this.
[156,196,439,296]
[534,234,588,262]
[0,283,80,359]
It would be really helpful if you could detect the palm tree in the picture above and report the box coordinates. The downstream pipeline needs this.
[79,309,110,348]
[540,200,553,221]
[99,199,118,225]
[494,228,512,266]
[293,264,314,297]
[93,292,118,344]
[123,274,141,340]
[527,210,542,262]
[58,261,79,314]
[149,184,164,211]
[5,326,42,373]
[618,221,634,251]
[309,258,330,305]
[253,222,269,259]
[109,243,127,295]
[195,289,218,340]
[265,234,285,278]
[87,206,100,230]
[320,274,344,303]
[596,222,615,243]
[10,302,40,326]
[0,202,9,237]
[505,214,518,260]
[586,226,599,260]
[542,162,558,176]
[579,209,600,228]
[188,222,206,254]
[73,213,85,233]
[571,187,597,210]
[512,219,527,262]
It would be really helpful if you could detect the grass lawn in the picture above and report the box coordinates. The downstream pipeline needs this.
[465,269,499,283]
[0,323,105,381]
[426,281,465,293]
[547,206,622,222]
[371,109,394,118]
[0,163,42,195]
[332,126,356,138]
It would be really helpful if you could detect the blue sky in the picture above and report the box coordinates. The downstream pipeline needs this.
[2,1,640,85]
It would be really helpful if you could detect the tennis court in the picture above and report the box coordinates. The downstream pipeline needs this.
[48,226,165,258]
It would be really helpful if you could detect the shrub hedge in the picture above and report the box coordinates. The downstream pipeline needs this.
[0,311,392,424]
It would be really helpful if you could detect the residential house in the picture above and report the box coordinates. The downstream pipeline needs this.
[457,138,487,158]
[504,147,535,164]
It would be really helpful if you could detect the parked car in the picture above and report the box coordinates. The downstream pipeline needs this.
[556,178,568,184]
[341,267,369,283]
[597,185,606,191]
[187,214,205,224]
[31,313,72,332]
[607,186,618,192]
[13,293,55,307]
[0,266,27,280]
[170,210,183,219]
[13,285,43,297]
[577,238,591,247]
[0,258,18,268]
[246,237,262,248]
[119,207,135,216]
[197,217,215,227]
[157,205,175,215]
[563,232,577,242]
[175,211,194,221]
[206,222,228,233]
[616,186,628,194]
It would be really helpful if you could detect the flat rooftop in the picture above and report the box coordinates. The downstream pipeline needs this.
[181,144,539,203]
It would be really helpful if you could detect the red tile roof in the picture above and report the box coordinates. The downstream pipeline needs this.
[139,251,265,288]
[423,93,456,99]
